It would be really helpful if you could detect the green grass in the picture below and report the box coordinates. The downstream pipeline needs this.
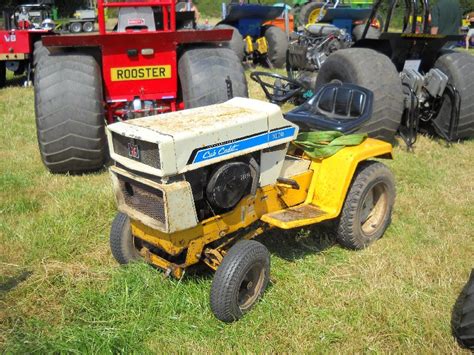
[1,64,474,353]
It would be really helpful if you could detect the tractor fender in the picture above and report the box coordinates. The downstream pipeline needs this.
[306,138,393,219]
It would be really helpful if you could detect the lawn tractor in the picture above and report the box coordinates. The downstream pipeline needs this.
[253,0,474,146]
[106,84,396,322]
[216,2,289,68]
[0,2,55,87]
[34,0,248,175]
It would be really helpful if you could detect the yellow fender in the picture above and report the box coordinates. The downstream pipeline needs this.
[307,138,393,218]
[261,138,392,229]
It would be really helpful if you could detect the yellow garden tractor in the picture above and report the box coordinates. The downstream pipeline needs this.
[106,83,396,322]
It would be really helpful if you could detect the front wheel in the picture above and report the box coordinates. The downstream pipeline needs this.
[335,161,395,250]
[210,240,270,322]
[69,22,83,33]
[109,212,143,264]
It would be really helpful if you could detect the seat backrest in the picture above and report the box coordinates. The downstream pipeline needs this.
[117,7,156,32]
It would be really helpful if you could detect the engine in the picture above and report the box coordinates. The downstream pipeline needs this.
[107,98,299,233]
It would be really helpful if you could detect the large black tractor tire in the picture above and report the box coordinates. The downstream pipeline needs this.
[215,24,245,61]
[264,25,289,68]
[35,53,107,174]
[316,48,404,142]
[335,161,395,250]
[433,52,474,140]
[210,240,270,323]
[298,1,324,26]
[352,24,381,41]
[454,271,474,349]
[0,62,5,88]
[179,47,248,108]
[33,41,49,68]
[109,212,142,265]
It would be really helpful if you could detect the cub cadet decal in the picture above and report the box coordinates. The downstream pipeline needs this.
[111,65,171,82]
[192,127,296,164]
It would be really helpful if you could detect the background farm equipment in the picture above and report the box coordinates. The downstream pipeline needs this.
[106,90,395,322]
[34,0,248,175]
[285,0,381,86]
[0,3,55,87]
[254,0,474,146]
[216,2,289,68]
[65,7,97,33]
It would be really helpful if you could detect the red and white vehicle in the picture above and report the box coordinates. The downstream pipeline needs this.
[0,4,55,87]
[35,0,248,174]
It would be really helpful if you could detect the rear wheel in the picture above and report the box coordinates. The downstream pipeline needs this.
[0,62,5,88]
[264,25,288,68]
[33,41,49,68]
[178,47,248,108]
[316,48,404,142]
[110,212,142,264]
[215,24,245,61]
[210,240,270,322]
[335,161,395,250]
[433,52,474,140]
[35,53,107,174]
[299,2,324,25]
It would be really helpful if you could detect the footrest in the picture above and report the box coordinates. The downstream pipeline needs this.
[261,204,329,229]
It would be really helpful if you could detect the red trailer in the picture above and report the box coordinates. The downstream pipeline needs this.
[35,0,248,174]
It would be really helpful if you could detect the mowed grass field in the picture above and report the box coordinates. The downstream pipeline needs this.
[1,63,474,353]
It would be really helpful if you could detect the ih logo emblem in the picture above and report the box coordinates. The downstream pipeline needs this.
[128,143,140,160]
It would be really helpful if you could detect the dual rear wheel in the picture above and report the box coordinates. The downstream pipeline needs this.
[34,46,247,174]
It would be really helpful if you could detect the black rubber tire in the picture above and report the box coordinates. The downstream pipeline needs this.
[316,48,404,142]
[335,161,395,250]
[178,47,248,109]
[455,271,474,349]
[0,62,5,88]
[70,22,83,33]
[82,21,94,33]
[352,24,381,41]
[110,212,142,264]
[433,52,474,140]
[264,25,289,68]
[34,53,107,174]
[298,2,324,25]
[33,41,49,68]
[210,240,270,323]
[215,24,245,61]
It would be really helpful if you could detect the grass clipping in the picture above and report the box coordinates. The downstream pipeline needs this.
[293,131,368,159]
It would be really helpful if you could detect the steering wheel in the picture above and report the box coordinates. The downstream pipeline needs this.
[250,71,304,105]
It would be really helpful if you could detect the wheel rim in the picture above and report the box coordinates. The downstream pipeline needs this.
[359,182,389,236]
[308,8,325,24]
[83,22,93,32]
[237,263,266,311]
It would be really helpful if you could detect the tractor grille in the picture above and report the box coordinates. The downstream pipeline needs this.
[117,174,166,224]
[112,133,161,169]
